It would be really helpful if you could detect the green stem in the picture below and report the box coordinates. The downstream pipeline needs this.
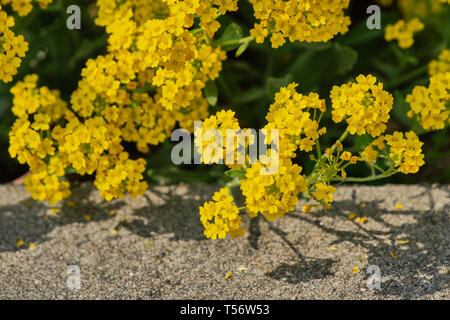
[385,64,428,90]
[331,170,398,183]
[325,130,349,159]
[219,36,255,48]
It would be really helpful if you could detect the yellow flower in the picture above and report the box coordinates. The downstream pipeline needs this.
[385,18,424,49]
[0,5,29,82]
[429,49,450,76]
[241,158,307,221]
[385,131,425,174]
[313,183,337,205]
[265,83,323,156]
[249,0,351,48]
[199,187,245,240]
[406,72,449,131]
[331,75,393,137]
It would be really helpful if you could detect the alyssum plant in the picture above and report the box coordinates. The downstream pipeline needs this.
[2,0,448,240]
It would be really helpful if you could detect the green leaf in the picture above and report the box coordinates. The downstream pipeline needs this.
[225,169,245,178]
[290,43,358,91]
[331,43,358,76]
[204,80,218,106]
[235,40,249,57]
[215,23,243,51]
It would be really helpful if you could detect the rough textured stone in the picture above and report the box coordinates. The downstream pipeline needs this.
[0,182,448,299]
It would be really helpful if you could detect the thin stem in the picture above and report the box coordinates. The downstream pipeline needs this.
[219,36,255,48]
[331,170,398,183]
[385,64,428,90]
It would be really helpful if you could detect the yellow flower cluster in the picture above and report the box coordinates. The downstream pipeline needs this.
[265,83,325,156]
[397,0,448,19]
[406,72,450,131]
[1,0,52,16]
[361,132,425,174]
[385,131,425,174]
[331,74,393,137]
[429,49,450,76]
[0,4,28,82]
[194,110,243,165]
[199,187,245,239]
[361,136,386,163]
[8,0,236,203]
[9,75,149,203]
[198,84,329,238]
[197,76,428,239]
[249,0,351,48]
[241,158,307,221]
[8,75,69,203]
[385,18,424,49]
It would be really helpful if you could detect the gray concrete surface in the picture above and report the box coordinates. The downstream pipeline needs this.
[0,182,448,299]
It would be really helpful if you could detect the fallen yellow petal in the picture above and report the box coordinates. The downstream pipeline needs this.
[49,208,60,214]
[302,205,312,213]
[84,215,92,221]
[143,240,154,247]
[395,203,404,210]
[225,272,233,279]
[397,239,409,244]
[353,267,360,274]
[29,242,36,250]
[390,251,398,258]
[329,246,338,251]
[356,217,367,224]
[348,212,357,220]
[238,266,247,271]
[16,239,24,247]
[361,203,367,208]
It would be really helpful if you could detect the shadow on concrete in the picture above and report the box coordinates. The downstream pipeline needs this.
[0,183,125,253]
[272,185,449,298]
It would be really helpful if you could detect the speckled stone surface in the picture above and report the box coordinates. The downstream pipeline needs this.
[0,183,448,299]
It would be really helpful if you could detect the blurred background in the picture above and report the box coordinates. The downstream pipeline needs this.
[1,0,449,185]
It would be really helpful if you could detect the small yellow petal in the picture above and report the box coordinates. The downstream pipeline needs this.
[395,203,404,210]
[16,239,24,247]
[29,242,36,250]
[49,208,60,214]
[390,251,398,258]
[84,215,92,221]
[353,267,360,274]
[397,239,409,244]
[238,266,247,271]
[143,240,154,247]
[329,246,338,251]
[302,205,312,213]
[356,217,367,224]
[225,272,233,279]
[348,212,357,220]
